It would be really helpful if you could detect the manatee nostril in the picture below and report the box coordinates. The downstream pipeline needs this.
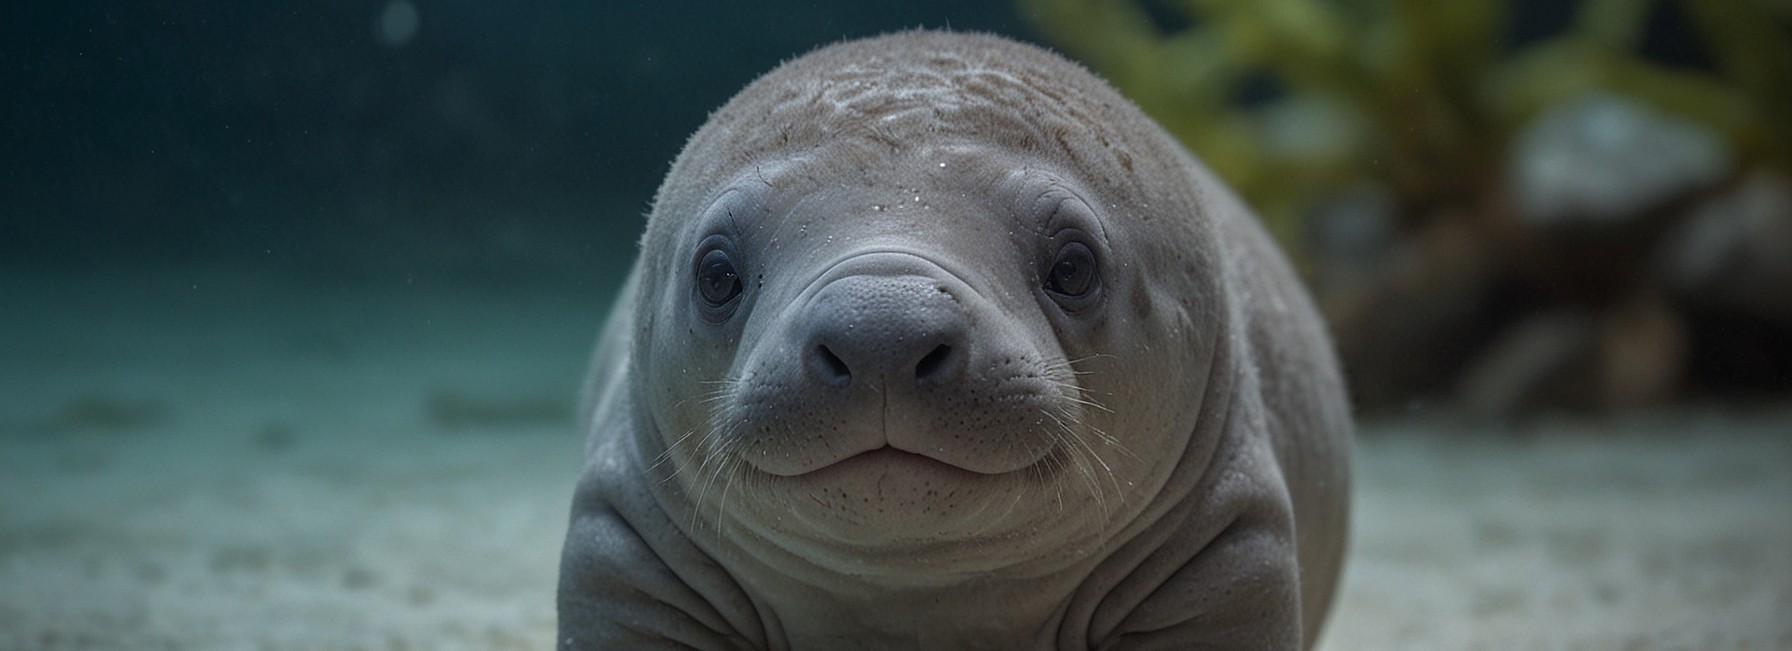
[914,343,953,383]
[813,344,852,387]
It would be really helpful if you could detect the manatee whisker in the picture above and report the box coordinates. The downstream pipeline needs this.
[1085,422,1137,462]
[1039,374,1134,465]
[1040,407,1122,519]
[963,438,1037,530]
[1050,385,1115,415]
[1041,361,1113,415]
[1058,353,1116,377]
[971,475,1031,537]
[1031,425,1081,514]
[711,455,748,543]
[698,380,738,406]
[648,428,700,481]
[688,417,744,534]
[1045,376,1106,400]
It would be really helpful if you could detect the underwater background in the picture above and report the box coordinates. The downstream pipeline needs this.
[2,1,1789,648]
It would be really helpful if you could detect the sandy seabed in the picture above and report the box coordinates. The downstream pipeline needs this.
[1,268,1788,650]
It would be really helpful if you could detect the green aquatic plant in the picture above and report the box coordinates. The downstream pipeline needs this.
[1018,0,1792,251]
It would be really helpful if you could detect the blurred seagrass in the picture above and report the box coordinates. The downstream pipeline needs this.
[1018,0,1792,250]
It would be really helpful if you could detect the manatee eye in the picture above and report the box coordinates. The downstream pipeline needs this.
[696,248,743,307]
[1045,241,1099,299]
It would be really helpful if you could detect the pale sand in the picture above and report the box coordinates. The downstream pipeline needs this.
[1,269,1787,650]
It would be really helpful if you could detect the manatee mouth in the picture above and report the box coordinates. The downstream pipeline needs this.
[762,443,1051,481]
[818,446,981,476]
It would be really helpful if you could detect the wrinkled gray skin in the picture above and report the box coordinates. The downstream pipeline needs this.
[558,31,1351,651]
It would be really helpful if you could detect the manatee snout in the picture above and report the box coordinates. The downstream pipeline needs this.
[801,270,969,394]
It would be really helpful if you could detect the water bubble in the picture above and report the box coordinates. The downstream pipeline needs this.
[375,1,420,48]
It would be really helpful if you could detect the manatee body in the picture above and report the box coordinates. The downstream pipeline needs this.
[558,30,1352,650]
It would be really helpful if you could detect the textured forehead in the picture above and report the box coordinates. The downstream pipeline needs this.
[656,31,1183,211]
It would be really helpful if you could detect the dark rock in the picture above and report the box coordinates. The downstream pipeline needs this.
[1658,170,1792,323]
[1456,310,1597,419]
[1594,295,1688,409]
